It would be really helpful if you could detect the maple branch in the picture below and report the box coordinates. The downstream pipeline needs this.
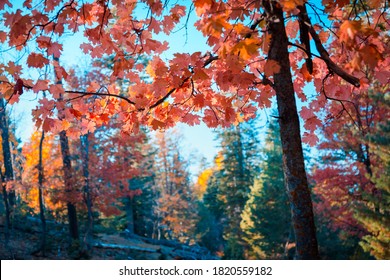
[321,72,360,128]
[298,6,313,73]
[306,2,338,38]
[255,69,274,87]
[244,16,265,39]
[22,0,76,46]
[147,11,259,112]
[65,90,136,106]
[300,5,361,87]
[149,87,178,110]
[99,1,110,37]
[148,54,219,110]
[287,42,321,59]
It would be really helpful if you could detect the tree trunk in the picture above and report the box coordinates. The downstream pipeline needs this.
[37,130,47,255]
[54,57,79,241]
[265,2,319,259]
[125,196,135,236]
[0,98,14,205]
[1,170,10,243]
[0,98,14,243]
[81,133,93,245]
[59,130,79,240]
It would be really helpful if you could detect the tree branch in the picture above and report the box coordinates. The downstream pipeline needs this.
[299,5,361,87]
[65,90,136,105]
[148,54,219,110]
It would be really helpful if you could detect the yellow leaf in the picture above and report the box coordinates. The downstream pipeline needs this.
[145,62,155,78]
[232,38,259,60]
[339,20,361,46]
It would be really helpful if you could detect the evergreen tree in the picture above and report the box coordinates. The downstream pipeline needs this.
[241,119,291,259]
[200,120,260,259]
[197,155,226,255]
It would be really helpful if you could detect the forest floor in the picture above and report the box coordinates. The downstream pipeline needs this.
[0,218,215,260]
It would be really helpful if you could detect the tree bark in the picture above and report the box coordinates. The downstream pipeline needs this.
[1,169,10,243]
[59,130,79,240]
[81,133,93,245]
[0,98,15,206]
[125,196,135,235]
[37,130,47,255]
[54,57,79,241]
[0,98,14,243]
[264,2,319,259]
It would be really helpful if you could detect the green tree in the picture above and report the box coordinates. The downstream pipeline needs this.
[241,119,291,259]
[200,120,260,259]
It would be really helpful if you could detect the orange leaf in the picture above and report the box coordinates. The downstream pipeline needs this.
[360,44,382,69]
[280,0,304,12]
[339,20,361,46]
[232,38,259,60]
[150,118,165,130]
[69,108,82,119]
[193,69,209,80]
[300,63,312,82]
[264,59,281,77]
[194,0,213,8]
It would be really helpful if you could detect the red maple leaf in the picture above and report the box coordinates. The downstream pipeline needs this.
[27,53,49,68]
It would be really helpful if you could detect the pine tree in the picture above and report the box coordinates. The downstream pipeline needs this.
[198,155,227,255]
[200,120,260,259]
[241,119,291,259]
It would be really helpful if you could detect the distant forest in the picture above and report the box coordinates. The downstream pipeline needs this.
[1,112,388,259]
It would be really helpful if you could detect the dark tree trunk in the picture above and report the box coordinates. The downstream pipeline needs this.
[59,130,79,240]
[264,2,319,259]
[80,133,93,245]
[125,196,135,235]
[37,130,47,255]
[1,170,10,243]
[53,57,79,241]
[0,98,14,243]
[0,99,14,181]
